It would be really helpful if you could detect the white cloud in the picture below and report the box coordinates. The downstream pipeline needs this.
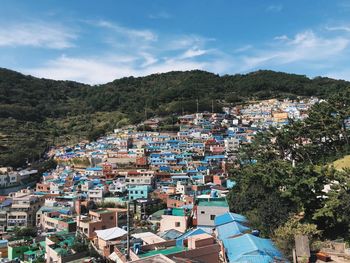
[139,52,158,67]
[17,17,350,83]
[25,55,137,84]
[240,30,350,71]
[25,54,207,84]
[0,22,76,49]
[180,48,209,59]
[22,19,220,84]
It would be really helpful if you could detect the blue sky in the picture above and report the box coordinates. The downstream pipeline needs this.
[1,0,350,84]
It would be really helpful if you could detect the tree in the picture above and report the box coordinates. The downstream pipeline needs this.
[228,161,331,237]
[273,215,320,259]
[71,242,88,253]
[86,200,97,211]
[13,226,37,237]
[313,169,350,240]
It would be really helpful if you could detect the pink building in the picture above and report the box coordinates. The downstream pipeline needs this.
[160,208,191,233]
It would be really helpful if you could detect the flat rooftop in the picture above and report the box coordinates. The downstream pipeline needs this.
[138,246,187,258]
[198,198,229,207]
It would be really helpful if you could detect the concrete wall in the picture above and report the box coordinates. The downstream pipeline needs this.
[160,215,188,233]
[197,206,229,227]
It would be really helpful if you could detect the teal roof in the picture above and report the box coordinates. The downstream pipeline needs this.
[198,198,229,207]
[171,208,191,216]
[139,246,187,258]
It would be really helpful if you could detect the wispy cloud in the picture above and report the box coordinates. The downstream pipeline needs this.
[0,22,76,49]
[166,35,215,50]
[20,17,350,83]
[148,11,172,20]
[95,20,157,41]
[240,30,349,71]
[179,48,209,59]
[234,45,253,53]
[326,25,350,32]
[25,20,220,84]
[266,4,283,12]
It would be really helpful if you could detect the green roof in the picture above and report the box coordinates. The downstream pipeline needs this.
[150,209,165,220]
[198,198,229,207]
[39,241,46,249]
[24,250,37,255]
[55,247,68,256]
[139,246,187,258]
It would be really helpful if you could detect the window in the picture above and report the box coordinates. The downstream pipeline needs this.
[210,215,216,220]
[140,191,144,194]
[110,216,114,220]
[175,222,180,227]
[201,211,205,214]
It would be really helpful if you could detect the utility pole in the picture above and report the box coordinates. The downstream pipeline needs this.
[196,99,199,113]
[211,100,214,113]
[126,201,130,260]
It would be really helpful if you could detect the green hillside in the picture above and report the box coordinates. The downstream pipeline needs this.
[0,68,349,167]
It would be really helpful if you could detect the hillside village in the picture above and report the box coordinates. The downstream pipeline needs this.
[1,97,345,263]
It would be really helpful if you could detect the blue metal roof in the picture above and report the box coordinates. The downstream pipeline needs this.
[197,166,207,171]
[216,221,250,240]
[223,234,284,263]
[214,212,248,226]
[176,228,207,247]
[58,209,71,215]
[205,155,226,160]
[160,166,170,171]
[86,167,102,171]
[0,199,12,207]
[159,229,183,240]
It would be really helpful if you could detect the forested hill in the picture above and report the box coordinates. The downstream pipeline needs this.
[0,67,349,167]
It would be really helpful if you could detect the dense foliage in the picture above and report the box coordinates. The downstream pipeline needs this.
[1,68,350,167]
[228,89,350,255]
